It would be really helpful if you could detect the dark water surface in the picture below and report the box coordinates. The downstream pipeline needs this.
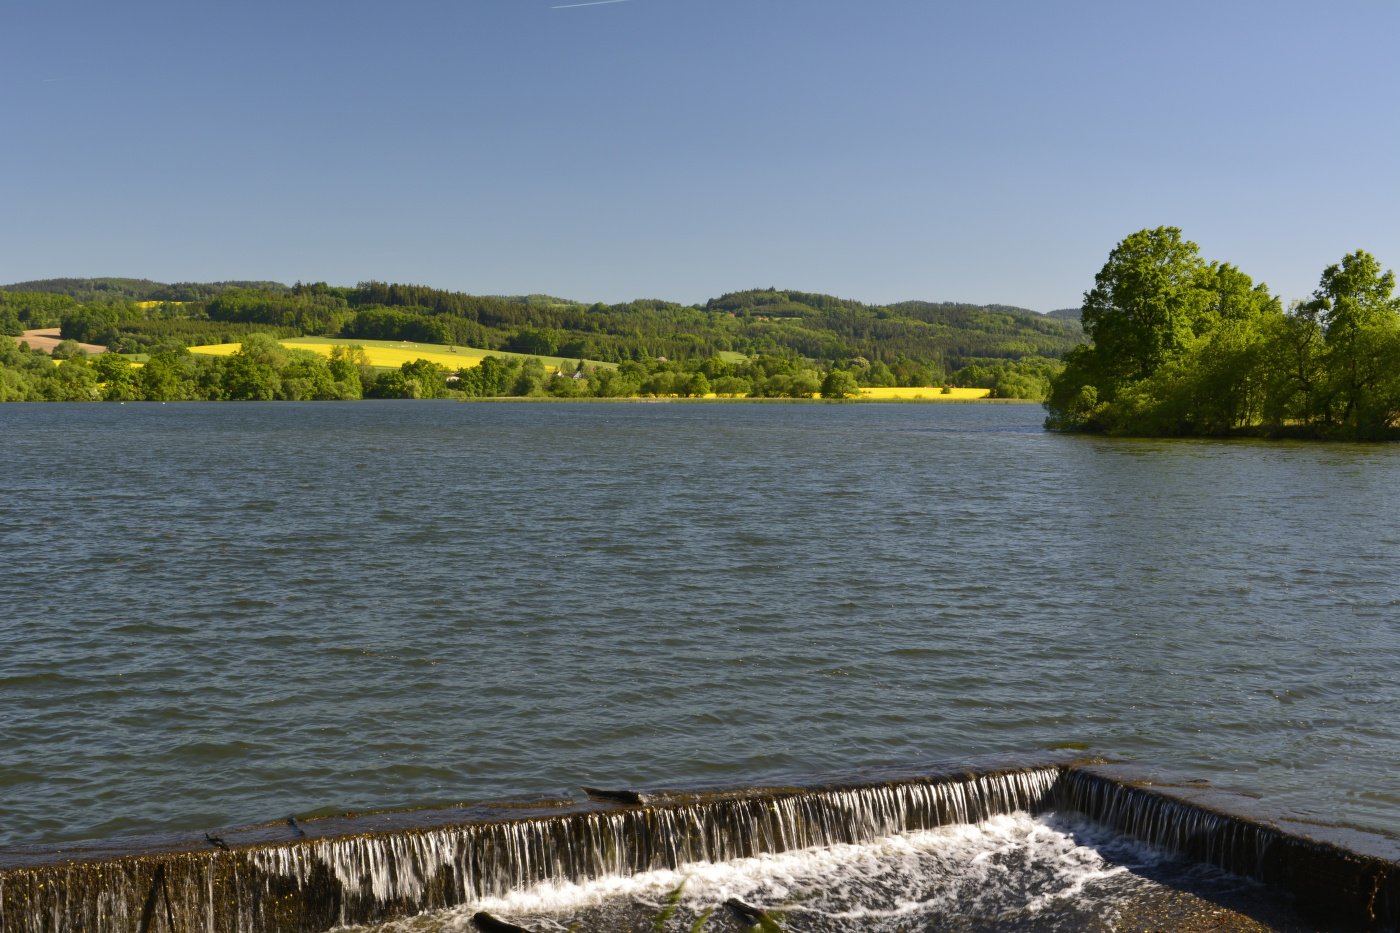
[2,401,1398,847]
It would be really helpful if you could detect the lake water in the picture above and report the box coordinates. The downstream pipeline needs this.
[2,399,1398,854]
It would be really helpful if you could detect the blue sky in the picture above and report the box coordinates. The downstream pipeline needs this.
[4,0,1398,311]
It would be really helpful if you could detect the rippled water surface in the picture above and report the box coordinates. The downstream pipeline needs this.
[2,401,1398,846]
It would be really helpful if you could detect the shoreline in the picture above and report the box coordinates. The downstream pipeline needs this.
[0,395,1040,406]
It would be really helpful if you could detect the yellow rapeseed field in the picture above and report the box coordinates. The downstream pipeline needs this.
[187,337,623,372]
[190,339,504,371]
[858,386,991,400]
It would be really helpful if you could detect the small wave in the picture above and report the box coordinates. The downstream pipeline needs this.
[168,739,257,763]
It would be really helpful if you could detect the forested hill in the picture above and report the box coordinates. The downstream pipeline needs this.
[2,278,287,303]
[2,278,1082,392]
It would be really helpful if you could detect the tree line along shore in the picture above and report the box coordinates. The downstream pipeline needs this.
[0,281,1075,403]
[0,332,1000,403]
[8,233,1397,439]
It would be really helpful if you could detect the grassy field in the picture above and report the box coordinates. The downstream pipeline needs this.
[187,337,618,372]
[858,386,991,400]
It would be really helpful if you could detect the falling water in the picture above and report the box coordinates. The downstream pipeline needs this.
[2,766,1059,933]
[3,761,1396,933]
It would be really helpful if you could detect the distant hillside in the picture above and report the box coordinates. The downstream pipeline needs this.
[1046,307,1082,320]
[2,278,288,303]
[3,277,1090,401]
[2,278,1086,380]
[887,300,1081,336]
[703,289,1082,364]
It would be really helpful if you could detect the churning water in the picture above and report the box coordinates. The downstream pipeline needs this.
[339,811,1286,932]
[2,400,1398,860]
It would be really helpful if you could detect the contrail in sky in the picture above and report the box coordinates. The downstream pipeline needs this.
[552,0,634,8]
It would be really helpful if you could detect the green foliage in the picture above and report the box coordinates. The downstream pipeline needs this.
[1080,226,1212,388]
[368,358,449,399]
[0,333,370,403]
[0,290,79,329]
[2,277,287,303]
[953,356,1063,400]
[710,375,752,397]
[94,353,141,401]
[512,358,549,397]
[136,352,186,400]
[4,273,1093,405]
[457,355,519,397]
[60,306,124,344]
[820,369,860,398]
[1047,230,1400,439]
[39,358,101,400]
[0,307,22,336]
[1307,250,1400,436]
[49,339,88,361]
[208,289,353,336]
[506,327,564,356]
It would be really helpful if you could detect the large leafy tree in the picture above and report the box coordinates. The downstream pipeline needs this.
[1080,226,1212,389]
[1048,228,1284,435]
[1308,250,1400,434]
[1048,227,1212,431]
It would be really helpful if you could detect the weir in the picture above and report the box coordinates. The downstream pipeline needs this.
[1,755,1396,932]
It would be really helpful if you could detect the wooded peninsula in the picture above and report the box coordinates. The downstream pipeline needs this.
[1046,228,1400,440]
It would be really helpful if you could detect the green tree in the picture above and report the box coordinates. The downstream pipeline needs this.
[506,327,560,356]
[860,360,896,387]
[820,369,860,398]
[642,370,681,396]
[547,370,586,397]
[94,353,142,401]
[50,339,88,361]
[216,333,297,399]
[588,366,640,398]
[139,351,197,401]
[279,348,339,400]
[1255,302,1326,430]
[788,370,822,398]
[40,358,100,400]
[368,357,449,399]
[1308,250,1400,434]
[1080,226,1211,390]
[0,341,50,400]
[458,355,519,397]
[512,358,548,396]
[0,307,22,336]
[711,375,752,397]
[1047,228,1285,435]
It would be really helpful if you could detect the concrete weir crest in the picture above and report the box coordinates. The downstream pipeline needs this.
[1,754,1396,932]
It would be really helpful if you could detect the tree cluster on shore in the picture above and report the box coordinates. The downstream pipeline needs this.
[0,333,963,403]
[1045,228,1400,440]
[1,280,1077,401]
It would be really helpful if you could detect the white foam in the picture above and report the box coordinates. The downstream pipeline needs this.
[343,811,1171,931]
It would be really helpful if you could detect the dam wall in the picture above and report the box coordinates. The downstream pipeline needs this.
[2,756,1395,932]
